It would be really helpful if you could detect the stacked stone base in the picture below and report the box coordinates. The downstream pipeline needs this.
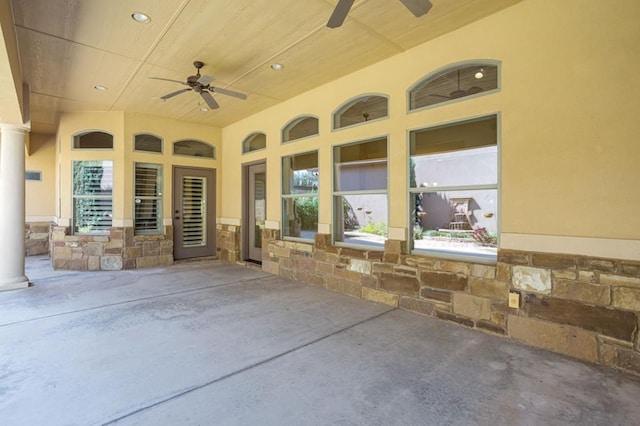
[50,226,173,270]
[25,222,52,256]
[216,223,241,262]
[261,231,640,377]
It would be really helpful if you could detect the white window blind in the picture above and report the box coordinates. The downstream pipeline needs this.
[73,161,113,234]
[134,163,162,234]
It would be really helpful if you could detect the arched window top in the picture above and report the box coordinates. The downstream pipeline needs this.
[333,94,388,130]
[282,115,319,143]
[409,61,500,111]
[172,139,215,159]
[134,133,163,153]
[242,132,266,154]
[73,130,113,149]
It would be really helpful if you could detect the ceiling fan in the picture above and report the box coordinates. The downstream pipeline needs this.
[327,0,433,28]
[150,61,247,110]
[429,69,482,100]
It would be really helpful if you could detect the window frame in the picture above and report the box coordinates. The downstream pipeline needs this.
[407,114,500,264]
[407,60,501,113]
[133,133,164,154]
[172,139,216,159]
[281,115,319,144]
[133,162,163,236]
[242,132,267,154]
[332,136,389,250]
[332,94,389,131]
[72,130,114,150]
[72,160,114,235]
[281,150,319,242]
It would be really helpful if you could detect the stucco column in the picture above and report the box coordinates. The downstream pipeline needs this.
[0,124,29,290]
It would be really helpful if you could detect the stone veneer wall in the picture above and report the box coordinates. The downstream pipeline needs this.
[50,226,173,270]
[25,222,52,256]
[261,231,640,376]
[216,223,241,262]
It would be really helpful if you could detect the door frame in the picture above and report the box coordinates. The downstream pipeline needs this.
[172,165,216,260]
[242,160,266,263]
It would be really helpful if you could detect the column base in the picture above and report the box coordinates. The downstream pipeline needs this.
[0,276,30,291]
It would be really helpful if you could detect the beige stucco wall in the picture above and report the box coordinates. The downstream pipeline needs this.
[22,0,640,260]
[220,0,640,258]
[55,111,221,227]
[25,133,56,218]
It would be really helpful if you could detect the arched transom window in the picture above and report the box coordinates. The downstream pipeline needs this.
[409,62,499,110]
[333,95,388,130]
[73,131,113,149]
[134,133,163,153]
[242,132,266,154]
[282,116,319,143]
[173,139,215,159]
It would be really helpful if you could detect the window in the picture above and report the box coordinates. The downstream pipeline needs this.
[333,137,387,247]
[173,140,215,158]
[134,163,163,235]
[25,171,42,181]
[73,131,113,149]
[282,151,318,240]
[73,161,113,234]
[135,134,163,153]
[409,115,498,261]
[282,116,319,143]
[409,62,499,110]
[334,95,388,130]
[242,132,266,154]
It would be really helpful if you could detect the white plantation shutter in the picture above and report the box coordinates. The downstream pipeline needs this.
[73,161,113,234]
[134,163,162,234]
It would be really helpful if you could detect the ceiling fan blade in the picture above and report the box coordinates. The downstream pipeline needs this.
[149,77,188,85]
[198,74,215,86]
[210,86,247,100]
[398,0,433,17]
[200,91,220,109]
[327,0,354,28]
[161,88,191,100]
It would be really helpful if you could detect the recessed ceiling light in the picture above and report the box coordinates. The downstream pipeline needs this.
[271,63,283,70]
[200,107,209,112]
[94,85,107,91]
[132,12,150,23]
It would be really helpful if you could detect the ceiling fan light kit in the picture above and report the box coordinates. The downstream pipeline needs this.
[150,61,247,111]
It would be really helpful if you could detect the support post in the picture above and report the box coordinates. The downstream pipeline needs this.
[0,124,30,290]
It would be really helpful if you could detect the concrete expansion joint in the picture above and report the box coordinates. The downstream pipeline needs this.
[100,307,397,424]
[0,273,271,328]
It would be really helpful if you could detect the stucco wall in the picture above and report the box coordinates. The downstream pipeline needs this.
[54,111,222,228]
[220,0,640,260]
[25,133,56,219]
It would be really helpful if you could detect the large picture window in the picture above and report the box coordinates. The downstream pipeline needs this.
[333,137,388,248]
[134,163,163,235]
[73,160,113,234]
[409,115,498,261]
[282,151,318,240]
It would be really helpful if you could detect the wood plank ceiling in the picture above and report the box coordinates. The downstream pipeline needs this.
[10,0,522,134]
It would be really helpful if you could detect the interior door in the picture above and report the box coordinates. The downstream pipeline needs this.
[245,162,266,263]
[173,166,216,260]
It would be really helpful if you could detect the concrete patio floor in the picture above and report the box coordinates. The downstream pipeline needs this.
[1,256,640,425]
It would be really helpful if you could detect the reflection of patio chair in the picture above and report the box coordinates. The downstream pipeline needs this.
[447,197,473,230]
